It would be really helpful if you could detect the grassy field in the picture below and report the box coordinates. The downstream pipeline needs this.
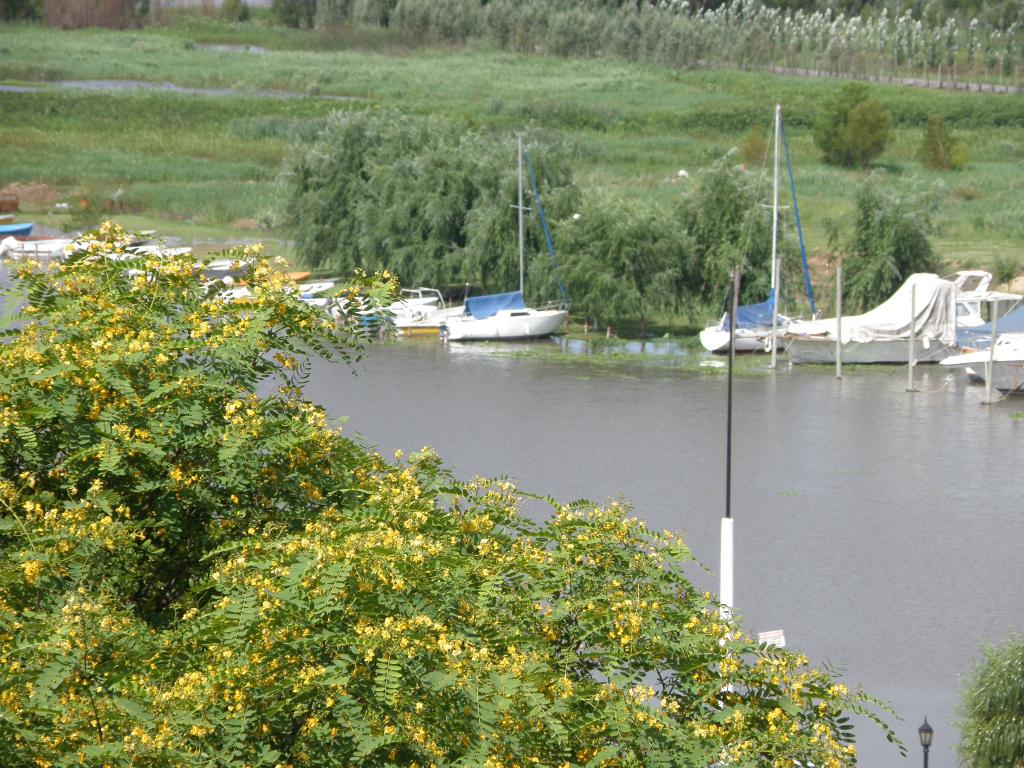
[2,17,1023,281]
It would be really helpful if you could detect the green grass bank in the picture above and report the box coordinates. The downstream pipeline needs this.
[2,18,1023,280]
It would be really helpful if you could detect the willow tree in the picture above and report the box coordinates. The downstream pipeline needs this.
[842,178,940,312]
[958,636,1024,768]
[284,109,578,299]
[676,153,777,308]
[553,193,685,334]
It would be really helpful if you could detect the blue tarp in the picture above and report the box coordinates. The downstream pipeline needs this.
[0,223,33,236]
[465,291,527,319]
[958,305,1024,348]
[725,297,775,330]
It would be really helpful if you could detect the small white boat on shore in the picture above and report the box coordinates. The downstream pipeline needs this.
[699,105,817,355]
[699,300,790,353]
[0,235,73,261]
[941,333,1024,394]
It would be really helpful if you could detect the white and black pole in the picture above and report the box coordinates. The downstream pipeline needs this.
[517,134,525,296]
[721,266,740,620]
[770,104,781,370]
[986,302,999,405]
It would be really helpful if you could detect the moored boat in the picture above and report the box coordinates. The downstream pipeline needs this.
[443,291,566,341]
[785,273,958,364]
[443,136,568,342]
[941,332,1024,394]
[699,105,817,355]
[0,223,33,237]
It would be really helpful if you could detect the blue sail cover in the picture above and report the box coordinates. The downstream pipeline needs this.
[726,298,775,330]
[957,305,1024,348]
[465,291,527,319]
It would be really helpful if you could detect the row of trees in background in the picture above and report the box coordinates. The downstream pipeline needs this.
[296,0,1024,88]
[286,109,939,328]
[18,0,1024,88]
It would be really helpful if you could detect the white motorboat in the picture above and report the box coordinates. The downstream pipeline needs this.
[785,273,960,364]
[385,287,465,335]
[958,303,1024,351]
[941,332,1024,394]
[0,235,73,261]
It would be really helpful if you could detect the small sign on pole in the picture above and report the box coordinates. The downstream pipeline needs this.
[758,629,786,648]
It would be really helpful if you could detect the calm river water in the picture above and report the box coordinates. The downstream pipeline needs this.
[304,339,1024,768]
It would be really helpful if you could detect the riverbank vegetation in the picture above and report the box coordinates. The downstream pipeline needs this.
[0,225,899,766]
[957,635,1024,768]
[2,16,1024,326]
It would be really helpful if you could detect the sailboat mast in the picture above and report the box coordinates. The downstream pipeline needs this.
[517,134,525,296]
[770,104,781,370]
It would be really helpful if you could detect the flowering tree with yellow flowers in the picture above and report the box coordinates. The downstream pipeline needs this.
[0,224,899,768]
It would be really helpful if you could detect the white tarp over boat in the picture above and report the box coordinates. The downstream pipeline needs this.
[786,273,957,346]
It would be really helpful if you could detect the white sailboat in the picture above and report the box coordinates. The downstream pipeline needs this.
[443,135,568,342]
[699,104,814,363]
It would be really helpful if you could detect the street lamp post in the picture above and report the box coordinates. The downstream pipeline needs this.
[919,717,934,768]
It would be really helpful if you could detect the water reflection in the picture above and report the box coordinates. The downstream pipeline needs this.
[555,336,695,358]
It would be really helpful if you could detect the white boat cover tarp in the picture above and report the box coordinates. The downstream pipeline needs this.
[786,273,957,345]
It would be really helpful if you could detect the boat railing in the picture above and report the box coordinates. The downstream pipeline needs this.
[400,287,446,310]
[538,298,571,312]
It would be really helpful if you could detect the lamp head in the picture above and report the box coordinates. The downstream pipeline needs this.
[919,717,934,749]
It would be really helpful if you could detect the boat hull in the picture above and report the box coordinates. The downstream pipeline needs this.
[941,341,1024,393]
[444,309,567,341]
[699,325,787,353]
[0,223,32,237]
[396,306,465,336]
[787,337,955,365]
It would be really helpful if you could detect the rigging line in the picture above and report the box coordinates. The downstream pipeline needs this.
[780,117,817,317]
[523,150,570,306]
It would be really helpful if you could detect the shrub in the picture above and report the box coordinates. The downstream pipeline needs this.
[813,83,892,168]
[221,0,250,22]
[271,0,314,27]
[842,178,941,311]
[1,0,41,20]
[957,635,1024,768]
[918,115,967,171]
[740,124,769,166]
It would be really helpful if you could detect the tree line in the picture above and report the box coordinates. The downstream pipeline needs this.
[19,0,1024,91]
[285,109,782,330]
[283,0,1024,89]
[286,106,940,329]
